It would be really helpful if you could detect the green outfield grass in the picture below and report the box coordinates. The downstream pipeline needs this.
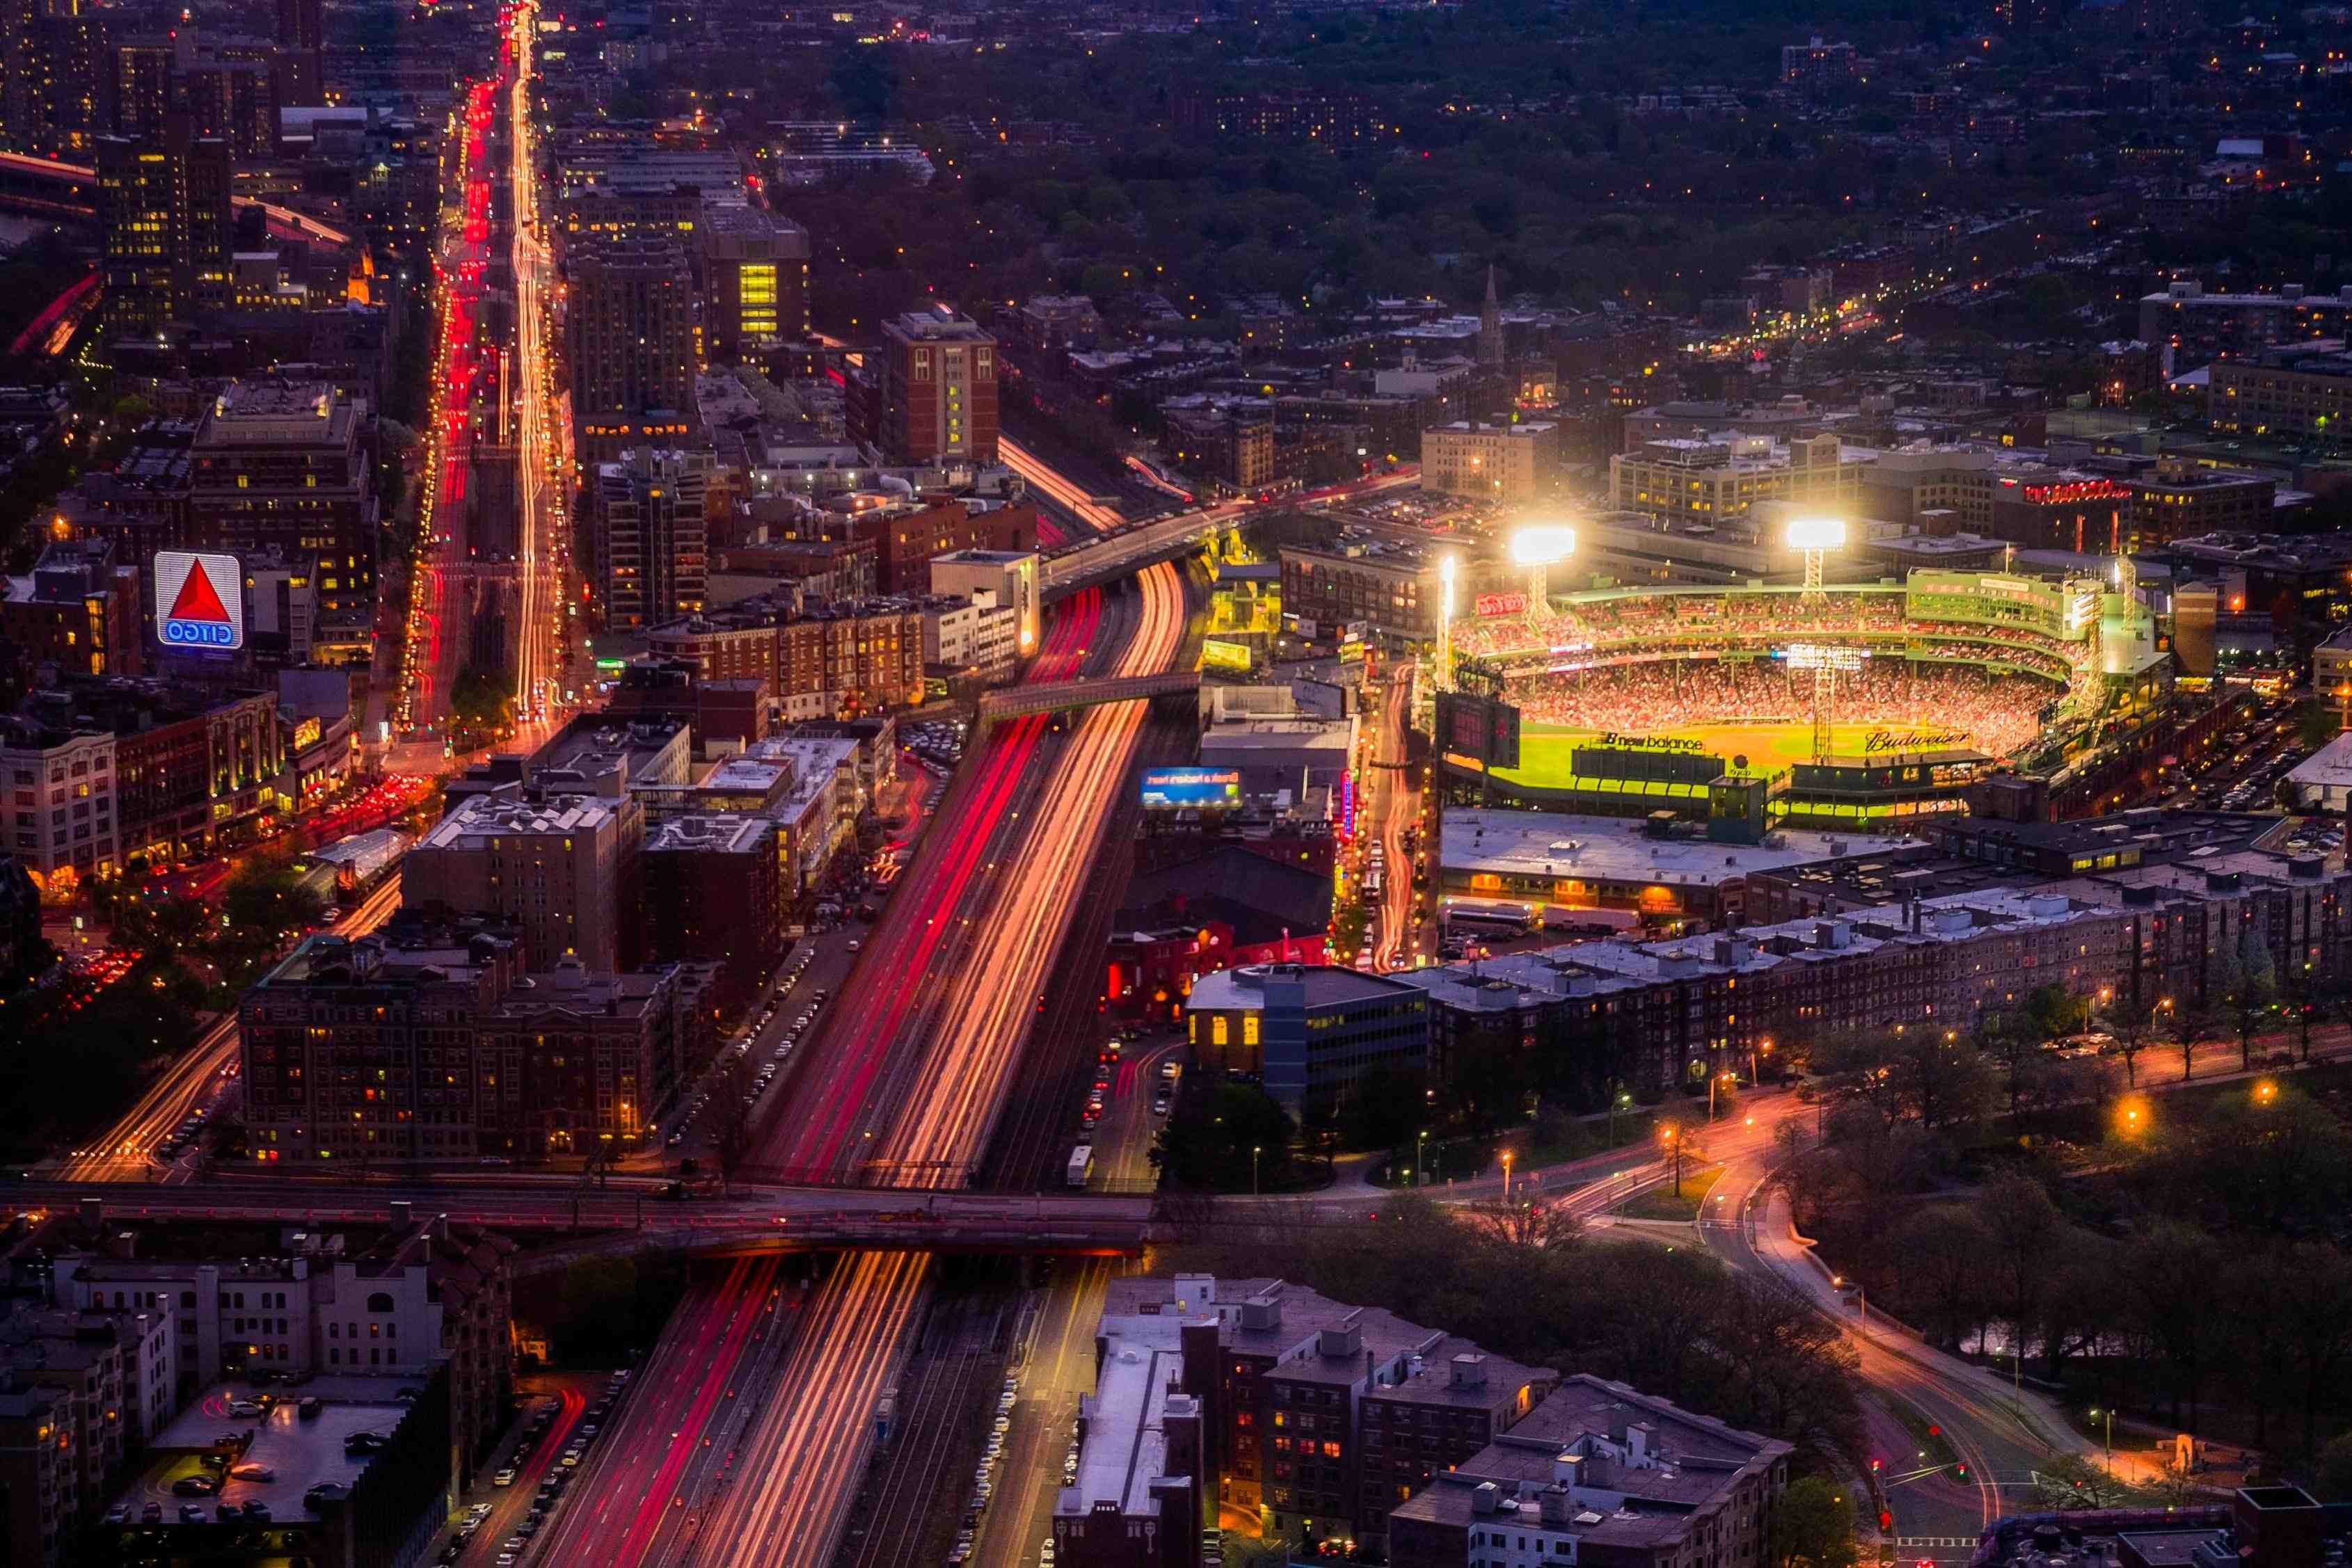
[1493,720,1980,790]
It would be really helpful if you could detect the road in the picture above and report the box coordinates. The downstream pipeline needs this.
[56,873,407,1183]
[1364,665,1422,974]
[504,0,576,726]
[443,1370,601,1568]
[398,69,505,742]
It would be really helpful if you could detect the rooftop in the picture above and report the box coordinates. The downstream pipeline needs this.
[194,381,354,447]
[123,1375,430,1523]
[644,813,774,856]
[416,791,621,851]
[1187,963,1422,1014]
[1440,809,1912,889]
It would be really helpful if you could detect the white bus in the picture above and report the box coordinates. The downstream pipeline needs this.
[1066,1144,1095,1189]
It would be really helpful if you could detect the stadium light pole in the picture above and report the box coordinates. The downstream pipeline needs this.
[1436,554,1457,694]
[1786,515,1845,602]
[1508,523,1577,624]
[1788,643,1864,763]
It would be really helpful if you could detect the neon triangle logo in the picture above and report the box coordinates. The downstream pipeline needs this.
[167,559,230,625]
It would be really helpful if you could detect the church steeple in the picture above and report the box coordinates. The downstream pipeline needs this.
[1477,264,1503,367]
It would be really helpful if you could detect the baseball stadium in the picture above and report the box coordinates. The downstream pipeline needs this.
[1433,563,2171,829]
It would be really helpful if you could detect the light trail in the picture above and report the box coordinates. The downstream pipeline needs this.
[60,872,406,1183]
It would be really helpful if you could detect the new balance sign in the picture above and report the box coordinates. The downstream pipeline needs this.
[154,552,244,651]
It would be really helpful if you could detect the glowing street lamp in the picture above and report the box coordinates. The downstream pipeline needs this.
[1436,554,1459,691]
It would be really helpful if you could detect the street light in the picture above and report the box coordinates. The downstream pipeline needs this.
[1501,1149,1513,1203]
[1418,1128,1431,1186]
[2090,1407,2113,1478]
[1252,1144,1262,1197]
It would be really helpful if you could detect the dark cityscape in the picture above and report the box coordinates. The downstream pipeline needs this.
[1,0,2351,1564]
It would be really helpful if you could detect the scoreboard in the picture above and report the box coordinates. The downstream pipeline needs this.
[1435,692,1521,771]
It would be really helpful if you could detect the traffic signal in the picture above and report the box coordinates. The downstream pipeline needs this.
[1928,1425,1941,1437]
[1880,1510,1893,1533]
[1870,1457,1882,1473]
[1957,1464,1969,1480]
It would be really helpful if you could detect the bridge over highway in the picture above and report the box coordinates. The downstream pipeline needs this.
[975,668,1199,721]
[1040,504,1245,600]
[0,150,357,247]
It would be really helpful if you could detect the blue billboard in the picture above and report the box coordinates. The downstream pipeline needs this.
[1140,767,1243,809]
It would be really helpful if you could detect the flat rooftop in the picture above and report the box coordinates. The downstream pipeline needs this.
[417,791,619,849]
[1188,963,1421,1014]
[1060,1311,1186,1523]
[1441,809,1912,888]
[122,1375,428,1522]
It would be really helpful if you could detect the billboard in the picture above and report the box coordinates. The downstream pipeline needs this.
[154,552,244,651]
[1474,592,1527,618]
[1141,767,1243,810]
[1201,639,1254,673]
[1436,693,1521,771]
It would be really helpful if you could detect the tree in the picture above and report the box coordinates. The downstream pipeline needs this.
[1768,1474,1859,1568]
[1980,1171,2064,1375]
[1150,1082,1295,1193]
[1462,1198,1582,1251]
[2315,1432,2352,1503]
[2097,985,2156,1087]
[2223,920,2278,1072]
[1886,1204,1994,1352]
[447,664,513,749]
[2123,1221,2230,1432]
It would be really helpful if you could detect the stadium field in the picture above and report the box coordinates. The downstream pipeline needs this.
[1491,719,1984,790]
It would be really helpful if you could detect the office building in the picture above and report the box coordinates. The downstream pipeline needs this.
[97,122,232,342]
[868,308,999,465]
[1421,421,1559,504]
[186,381,378,656]
[1184,963,1431,1117]
[1388,1375,1791,1568]
[593,448,711,632]
[2123,456,2275,547]
[1278,537,1454,643]
[2207,340,2352,440]
[700,205,811,362]
[274,0,321,104]
[846,496,1037,595]
[1609,432,1866,530]
[928,549,1040,657]
[566,239,699,468]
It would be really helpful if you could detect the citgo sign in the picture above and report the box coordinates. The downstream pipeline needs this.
[153,552,245,651]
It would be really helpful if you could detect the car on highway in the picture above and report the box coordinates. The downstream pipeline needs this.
[492,1466,516,1487]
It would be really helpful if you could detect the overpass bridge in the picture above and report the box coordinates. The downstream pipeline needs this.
[1041,504,1247,601]
[976,669,1199,722]
[0,151,358,247]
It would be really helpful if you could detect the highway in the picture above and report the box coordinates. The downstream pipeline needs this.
[539,431,1192,1566]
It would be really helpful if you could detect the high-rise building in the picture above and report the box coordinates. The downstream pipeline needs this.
[593,448,710,632]
[700,205,811,362]
[175,56,275,161]
[566,238,700,469]
[107,37,175,141]
[96,119,232,342]
[273,0,321,105]
[186,380,378,656]
[867,307,998,465]
[402,790,637,973]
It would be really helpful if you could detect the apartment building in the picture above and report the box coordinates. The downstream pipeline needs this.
[2137,280,2352,367]
[402,791,637,972]
[866,308,999,465]
[2209,340,2352,440]
[0,1379,77,1568]
[1278,537,1452,644]
[2124,456,2276,547]
[54,1215,515,1478]
[1388,1375,1791,1568]
[1060,1275,1554,1562]
[594,447,713,632]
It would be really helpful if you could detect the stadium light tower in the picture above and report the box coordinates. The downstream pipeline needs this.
[1509,524,1577,621]
[1787,642,1864,762]
[1786,515,1847,600]
[1436,553,1458,692]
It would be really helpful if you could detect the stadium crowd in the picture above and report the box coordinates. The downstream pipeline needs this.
[1508,657,2056,758]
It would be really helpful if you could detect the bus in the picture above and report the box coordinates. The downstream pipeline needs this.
[1066,1144,1095,1190]
[1440,899,1539,938]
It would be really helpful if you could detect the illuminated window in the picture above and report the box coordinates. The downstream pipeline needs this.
[1212,1016,1230,1046]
